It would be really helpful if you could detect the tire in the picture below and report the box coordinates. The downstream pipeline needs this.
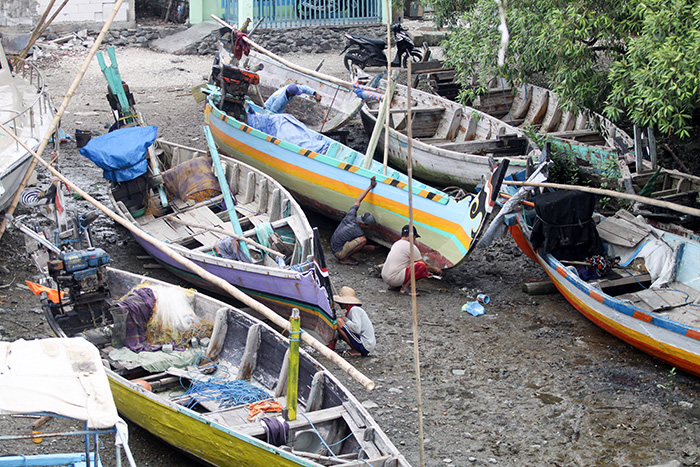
[401,49,423,68]
[344,48,368,70]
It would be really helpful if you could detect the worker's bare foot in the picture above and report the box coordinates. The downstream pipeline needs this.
[362,245,377,252]
[339,257,359,265]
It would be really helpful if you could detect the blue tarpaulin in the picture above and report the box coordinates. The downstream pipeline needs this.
[246,112,330,155]
[80,126,157,182]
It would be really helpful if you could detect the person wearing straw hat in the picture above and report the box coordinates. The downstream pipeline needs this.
[264,83,322,114]
[381,224,442,296]
[334,286,375,357]
[330,177,377,265]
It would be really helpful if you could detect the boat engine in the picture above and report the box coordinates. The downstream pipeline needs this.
[47,248,112,334]
[212,60,259,123]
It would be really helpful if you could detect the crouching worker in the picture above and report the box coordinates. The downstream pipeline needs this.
[381,224,442,296]
[334,286,376,357]
[330,177,377,265]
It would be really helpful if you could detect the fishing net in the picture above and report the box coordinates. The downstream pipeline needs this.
[144,284,213,347]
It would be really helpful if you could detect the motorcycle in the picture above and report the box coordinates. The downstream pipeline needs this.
[341,22,423,70]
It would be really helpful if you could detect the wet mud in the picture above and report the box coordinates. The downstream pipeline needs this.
[1,47,700,467]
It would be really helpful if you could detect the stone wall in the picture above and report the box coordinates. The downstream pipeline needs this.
[43,22,386,55]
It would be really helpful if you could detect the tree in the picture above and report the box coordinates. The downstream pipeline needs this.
[434,0,700,139]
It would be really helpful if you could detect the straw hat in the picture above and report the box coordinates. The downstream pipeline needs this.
[333,286,362,305]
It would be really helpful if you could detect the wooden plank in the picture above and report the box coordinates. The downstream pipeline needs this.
[592,273,652,292]
[369,106,445,116]
[176,209,221,246]
[219,405,347,437]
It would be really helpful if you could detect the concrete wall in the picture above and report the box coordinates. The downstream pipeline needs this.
[0,0,135,29]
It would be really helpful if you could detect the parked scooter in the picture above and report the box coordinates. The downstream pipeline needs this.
[341,22,422,70]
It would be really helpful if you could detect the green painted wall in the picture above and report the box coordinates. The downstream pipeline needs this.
[190,0,225,24]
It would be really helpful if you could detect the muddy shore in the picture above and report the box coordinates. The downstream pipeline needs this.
[1,45,700,467]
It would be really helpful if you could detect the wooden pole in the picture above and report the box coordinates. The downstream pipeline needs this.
[210,14,354,91]
[502,180,700,218]
[286,308,301,421]
[204,126,250,258]
[383,0,392,175]
[406,59,426,467]
[13,0,57,65]
[363,72,397,170]
[0,121,376,391]
[0,0,127,240]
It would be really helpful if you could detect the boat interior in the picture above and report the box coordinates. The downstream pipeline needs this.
[521,204,700,330]
[112,140,312,270]
[48,270,396,466]
[362,84,531,157]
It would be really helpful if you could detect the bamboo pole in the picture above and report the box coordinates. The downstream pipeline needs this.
[286,308,301,421]
[383,0,392,176]
[13,0,57,65]
[363,72,397,170]
[167,218,285,258]
[503,180,700,218]
[0,0,126,240]
[210,14,354,91]
[0,121,376,391]
[406,59,426,467]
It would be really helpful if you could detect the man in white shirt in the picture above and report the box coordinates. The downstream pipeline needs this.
[381,225,442,295]
[334,287,376,357]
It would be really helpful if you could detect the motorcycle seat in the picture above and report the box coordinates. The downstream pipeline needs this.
[354,36,386,47]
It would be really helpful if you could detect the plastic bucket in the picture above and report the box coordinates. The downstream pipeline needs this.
[75,129,93,148]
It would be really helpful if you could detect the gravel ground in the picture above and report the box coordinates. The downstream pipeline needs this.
[1,37,700,467]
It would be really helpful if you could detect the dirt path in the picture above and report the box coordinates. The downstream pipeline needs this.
[1,45,699,467]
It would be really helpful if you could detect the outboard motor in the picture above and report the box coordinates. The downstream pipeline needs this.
[211,60,260,123]
[47,247,112,334]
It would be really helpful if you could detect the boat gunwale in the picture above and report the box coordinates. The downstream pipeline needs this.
[207,101,453,206]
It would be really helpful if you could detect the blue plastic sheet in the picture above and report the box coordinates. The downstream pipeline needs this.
[247,113,330,155]
[80,126,157,182]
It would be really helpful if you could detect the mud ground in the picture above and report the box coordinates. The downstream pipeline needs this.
[1,46,700,467]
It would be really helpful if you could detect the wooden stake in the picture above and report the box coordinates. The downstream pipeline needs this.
[406,58,427,467]
[0,121,376,392]
[502,180,700,218]
[0,0,127,240]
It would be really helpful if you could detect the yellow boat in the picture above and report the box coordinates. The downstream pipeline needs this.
[42,264,409,467]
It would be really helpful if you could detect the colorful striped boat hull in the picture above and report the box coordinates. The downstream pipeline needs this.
[205,102,508,269]
[506,214,700,378]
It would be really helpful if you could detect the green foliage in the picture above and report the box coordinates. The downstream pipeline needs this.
[437,0,700,139]
[605,0,700,138]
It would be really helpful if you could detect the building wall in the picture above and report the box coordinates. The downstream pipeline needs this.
[1,0,135,29]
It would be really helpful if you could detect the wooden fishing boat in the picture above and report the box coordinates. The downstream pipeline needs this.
[0,41,55,211]
[471,80,641,174]
[98,138,337,346]
[358,79,535,188]
[0,337,135,467]
[42,266,410,467]
[241,49,362,133]
[204,91,509,270]
[504,178,700,377]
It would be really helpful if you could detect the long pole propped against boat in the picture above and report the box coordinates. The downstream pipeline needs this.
[0,121,377,392]
[0,0,127,241]
[503,180,700,218]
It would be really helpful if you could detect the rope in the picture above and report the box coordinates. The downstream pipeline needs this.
[182,377,270,410]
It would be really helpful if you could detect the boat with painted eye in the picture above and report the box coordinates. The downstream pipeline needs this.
[204,87,509,270]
